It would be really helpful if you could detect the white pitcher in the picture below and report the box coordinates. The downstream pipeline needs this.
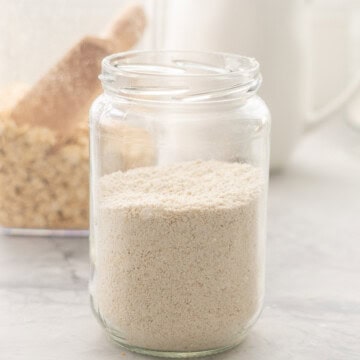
[155,0,360,170]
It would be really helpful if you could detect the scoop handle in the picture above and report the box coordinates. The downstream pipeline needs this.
[103,3,146,50]
[10,4,146,137]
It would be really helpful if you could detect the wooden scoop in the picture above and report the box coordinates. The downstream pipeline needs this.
[10,3,146,137]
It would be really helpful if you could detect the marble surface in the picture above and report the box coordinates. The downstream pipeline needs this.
[1,120,360,360]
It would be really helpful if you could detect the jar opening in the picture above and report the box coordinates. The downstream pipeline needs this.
[100,50,262,104]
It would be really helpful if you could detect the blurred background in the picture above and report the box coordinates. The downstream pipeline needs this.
[1,0,360,167]
[0,0,359,359]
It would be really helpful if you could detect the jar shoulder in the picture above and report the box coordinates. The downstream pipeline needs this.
[239,95,271,123]
[89,94,108,123]
[91,95,270,120]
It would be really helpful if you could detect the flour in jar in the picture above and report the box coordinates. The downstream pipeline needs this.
[92,160,265,352]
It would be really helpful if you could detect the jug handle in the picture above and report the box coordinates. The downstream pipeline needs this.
[305,70,360,132]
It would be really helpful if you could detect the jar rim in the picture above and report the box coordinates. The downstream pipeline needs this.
[100,50,262,104]
[102,50,260,79]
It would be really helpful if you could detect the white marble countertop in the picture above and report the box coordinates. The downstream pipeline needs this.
[1,120,360,360]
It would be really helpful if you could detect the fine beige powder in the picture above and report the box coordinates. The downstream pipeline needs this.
[92,160,265,352]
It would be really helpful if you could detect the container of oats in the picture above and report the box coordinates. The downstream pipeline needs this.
[0,3,146,235]
[0,83,89,235]
[89,50,271,357]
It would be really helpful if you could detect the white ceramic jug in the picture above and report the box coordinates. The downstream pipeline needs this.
[157,0,360,170]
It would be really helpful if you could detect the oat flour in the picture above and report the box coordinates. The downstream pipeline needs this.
[93,160,265,352]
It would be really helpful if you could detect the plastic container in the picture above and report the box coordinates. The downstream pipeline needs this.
[0,0,149,236]
[89,50,270,357]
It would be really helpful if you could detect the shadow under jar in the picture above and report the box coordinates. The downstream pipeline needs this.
[89,50,270,358]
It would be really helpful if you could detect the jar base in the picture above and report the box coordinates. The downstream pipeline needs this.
[107,331,244,358]
[90,295,252,358]
[0,226,88,237]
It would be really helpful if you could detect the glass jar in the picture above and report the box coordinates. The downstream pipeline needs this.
[89,50,270,358]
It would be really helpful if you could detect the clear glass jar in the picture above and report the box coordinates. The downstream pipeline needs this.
[89,50,270,358]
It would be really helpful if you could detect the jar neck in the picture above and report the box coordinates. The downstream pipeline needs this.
[100,50,262,106]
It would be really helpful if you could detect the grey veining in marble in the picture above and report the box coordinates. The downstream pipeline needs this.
[1,120,360,360]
